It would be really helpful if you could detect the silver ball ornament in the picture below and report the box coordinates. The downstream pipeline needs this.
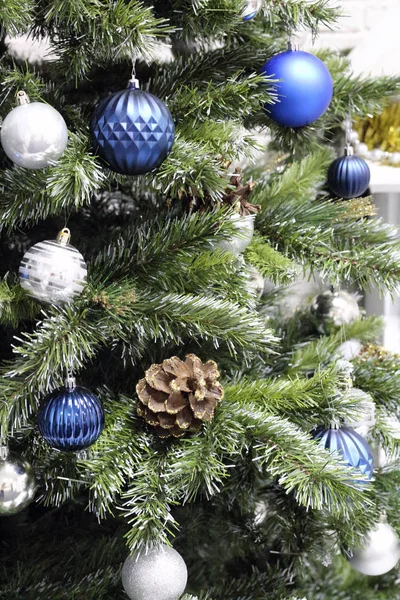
[242,0,262,20]
[19,228,87,305]
[1,99,68,169]
[122,544,188,600]
[218,214,254,255]
[311,290,360,328]
[348,522,400,576]
[0,452,36,516]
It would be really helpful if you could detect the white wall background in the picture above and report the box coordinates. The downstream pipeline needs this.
[306,0,400,76]
[7,1,400,74]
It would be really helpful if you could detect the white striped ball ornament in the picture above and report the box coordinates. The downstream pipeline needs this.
[19,228,87,305]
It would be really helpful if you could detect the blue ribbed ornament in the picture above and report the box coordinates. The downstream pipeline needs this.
[328,154,370,199]
[260,50,333,128]
[91,79,175,175]
[312,426,374,482]
[38,378,105,451]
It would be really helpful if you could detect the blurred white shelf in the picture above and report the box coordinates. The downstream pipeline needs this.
[364,166,400,351]
[369,162,400,194]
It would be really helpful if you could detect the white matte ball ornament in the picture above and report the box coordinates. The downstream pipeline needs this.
[336,339,362,361]
[355,142,369,158]
[19,228,87,305]
[218,214,255,255]
[348,522,400,576]
[122,544,188,600]
[1,92,68,169]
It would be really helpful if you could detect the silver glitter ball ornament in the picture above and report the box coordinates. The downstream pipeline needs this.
[0,451,36,516]
[19,228,87,305]
[1,93,68,169]
[122,544,188,600]
[348,522,400,576]
[218,214,255,255]
[311,290,360,328]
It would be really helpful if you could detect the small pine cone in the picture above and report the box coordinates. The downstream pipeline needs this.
[136,354,224,438]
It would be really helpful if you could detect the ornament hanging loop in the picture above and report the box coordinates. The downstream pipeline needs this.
[16,91,30,105]
[129,57,140,90]
[344,111,355,156]
[287,36,299,51]
[65,369,76,390]
[56,228,71,246]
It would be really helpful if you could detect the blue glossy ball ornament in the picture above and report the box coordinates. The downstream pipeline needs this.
[91,79,175,175]
[38,377,105,452]
[312,426,374,482]
[328,153,370,199]
[260,50,333,128]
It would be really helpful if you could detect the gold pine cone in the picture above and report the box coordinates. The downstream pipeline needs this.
[136,354,224,438]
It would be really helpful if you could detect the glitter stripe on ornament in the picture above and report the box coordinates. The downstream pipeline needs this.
[19,238,87,304]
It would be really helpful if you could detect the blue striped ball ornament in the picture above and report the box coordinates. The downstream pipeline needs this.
[327,154,370,199]
[91,79,175,175]
[312,425,374,482]
[19,228,87,305]
[38,380,105,452]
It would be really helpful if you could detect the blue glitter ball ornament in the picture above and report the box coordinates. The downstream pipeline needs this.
[38,376,105,452]
[312,425,374,482]
[91,78,175,175]
[328,150,370,199]
[260,50,333,128]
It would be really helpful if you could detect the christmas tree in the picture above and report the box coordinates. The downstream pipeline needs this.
[1,1,400,599]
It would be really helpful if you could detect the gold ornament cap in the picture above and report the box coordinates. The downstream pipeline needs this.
[56,228,71,246]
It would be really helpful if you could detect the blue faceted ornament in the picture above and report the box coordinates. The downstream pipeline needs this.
[38,378,105,452]
[91,79,175,175]
[260,50,333,128]
[312,426,374,482]
[328,153,370,199]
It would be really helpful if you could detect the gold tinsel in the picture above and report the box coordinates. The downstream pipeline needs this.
[337,197,377,222]
[355,103,400,153]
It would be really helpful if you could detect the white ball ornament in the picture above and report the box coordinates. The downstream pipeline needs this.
[122,544,188,600]
[369,148,384,162]
[335,339,362,361]
[389,152,400,165]
[1,91,68,169]
[348,522,400,576]
[218,214,255,255]
[19,228,87,305]
[355,142,369,158]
